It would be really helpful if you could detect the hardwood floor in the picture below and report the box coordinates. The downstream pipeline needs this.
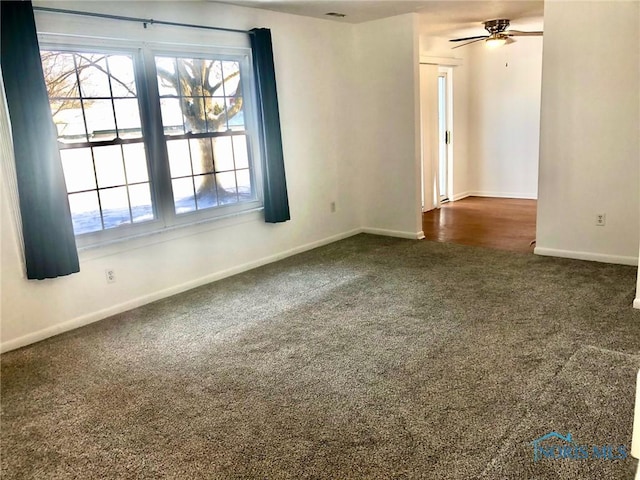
[422,196,537,254]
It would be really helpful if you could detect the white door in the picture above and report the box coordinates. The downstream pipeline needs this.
[438,72,449,201]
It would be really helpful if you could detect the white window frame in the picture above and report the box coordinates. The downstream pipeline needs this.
[39,34,264,249]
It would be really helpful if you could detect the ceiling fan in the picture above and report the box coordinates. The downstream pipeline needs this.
[449,19,543,49]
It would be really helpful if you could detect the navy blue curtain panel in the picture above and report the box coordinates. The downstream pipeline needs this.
[250,28,290,223]
[1,1,80,279]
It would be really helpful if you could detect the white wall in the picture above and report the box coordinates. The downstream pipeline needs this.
[354,14,423,238]
[450,49,471,201]
[1,2,424,351]
[536,0,639,266]
[466,37,542,199]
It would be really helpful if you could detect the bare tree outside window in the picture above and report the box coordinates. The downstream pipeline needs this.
[155,56,248,207]
[41,48,253,236]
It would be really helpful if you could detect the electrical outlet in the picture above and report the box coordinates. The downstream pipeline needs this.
[330,201,336,213]
[595,214,606,227]
[105,269,116,283]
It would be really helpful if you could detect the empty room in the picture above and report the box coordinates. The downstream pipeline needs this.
[1,1,639,478]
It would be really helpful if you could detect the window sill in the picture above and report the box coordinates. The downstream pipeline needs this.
[78,206,264,262]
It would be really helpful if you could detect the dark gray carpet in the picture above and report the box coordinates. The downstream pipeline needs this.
[480,345,639,479]
[2,234,639,479]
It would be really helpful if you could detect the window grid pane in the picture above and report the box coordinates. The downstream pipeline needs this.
[42,49,153,236]
[42,46,259,241]
[155,55,253,215]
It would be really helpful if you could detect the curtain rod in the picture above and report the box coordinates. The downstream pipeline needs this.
[32,6,253,36]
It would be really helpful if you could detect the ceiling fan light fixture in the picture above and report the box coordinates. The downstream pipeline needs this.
[485,34,507,48]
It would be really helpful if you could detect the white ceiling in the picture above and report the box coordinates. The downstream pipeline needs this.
[214,0,544,37]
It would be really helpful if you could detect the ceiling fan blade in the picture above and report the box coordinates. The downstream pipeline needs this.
[452,38,486,49]
[506,30,543,36]
[449,35,488,42]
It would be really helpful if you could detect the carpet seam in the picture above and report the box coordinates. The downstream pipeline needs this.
[476,343,640,479]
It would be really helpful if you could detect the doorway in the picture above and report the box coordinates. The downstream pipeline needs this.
[419,63,453,212]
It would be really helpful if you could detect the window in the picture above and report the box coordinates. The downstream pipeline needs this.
[42,51,152,236]
[40,43,261,246]
[155,56,254,214]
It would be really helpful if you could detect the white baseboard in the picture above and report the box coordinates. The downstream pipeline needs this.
[2,227,432,353]
[1,228,364,354]
[534,246,639,266]
[450,191,471,202]
[633,298,640,310]
[469,191,538,200]
[362,228,424,240]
